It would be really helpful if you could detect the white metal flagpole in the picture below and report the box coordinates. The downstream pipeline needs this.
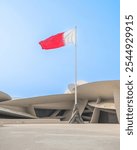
[74,26,77,105]
[69,26,84,123]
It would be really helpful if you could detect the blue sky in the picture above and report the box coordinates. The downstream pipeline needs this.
[0,0,119,98]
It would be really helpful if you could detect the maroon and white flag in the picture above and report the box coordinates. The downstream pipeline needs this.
[39,29,76,50]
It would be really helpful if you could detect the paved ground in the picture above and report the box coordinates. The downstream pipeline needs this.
[0,124,119,150]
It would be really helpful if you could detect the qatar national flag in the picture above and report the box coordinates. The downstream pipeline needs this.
[39,29,76,50]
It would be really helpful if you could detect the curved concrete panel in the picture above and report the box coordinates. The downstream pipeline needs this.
[0,93,74,106]
[77,80,119,100]
[0,91,12,102]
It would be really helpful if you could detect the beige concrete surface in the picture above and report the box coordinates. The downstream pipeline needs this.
[0,119,63,124]
[0,124,119,150]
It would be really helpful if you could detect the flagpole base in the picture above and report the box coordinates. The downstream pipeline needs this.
[69,104,84,124]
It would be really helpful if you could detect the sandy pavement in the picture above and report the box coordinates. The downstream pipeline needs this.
[0,124,119,150]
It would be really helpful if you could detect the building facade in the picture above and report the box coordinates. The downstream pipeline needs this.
[0,80,120,123]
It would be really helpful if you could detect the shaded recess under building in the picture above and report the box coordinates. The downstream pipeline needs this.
[0,80,120,124]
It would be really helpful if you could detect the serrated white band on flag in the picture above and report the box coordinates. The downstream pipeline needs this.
[39,28,76,50]
[63,28,76,45]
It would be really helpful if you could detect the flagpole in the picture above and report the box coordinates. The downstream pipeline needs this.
[69,26,84,123]
[74,26,77,105]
